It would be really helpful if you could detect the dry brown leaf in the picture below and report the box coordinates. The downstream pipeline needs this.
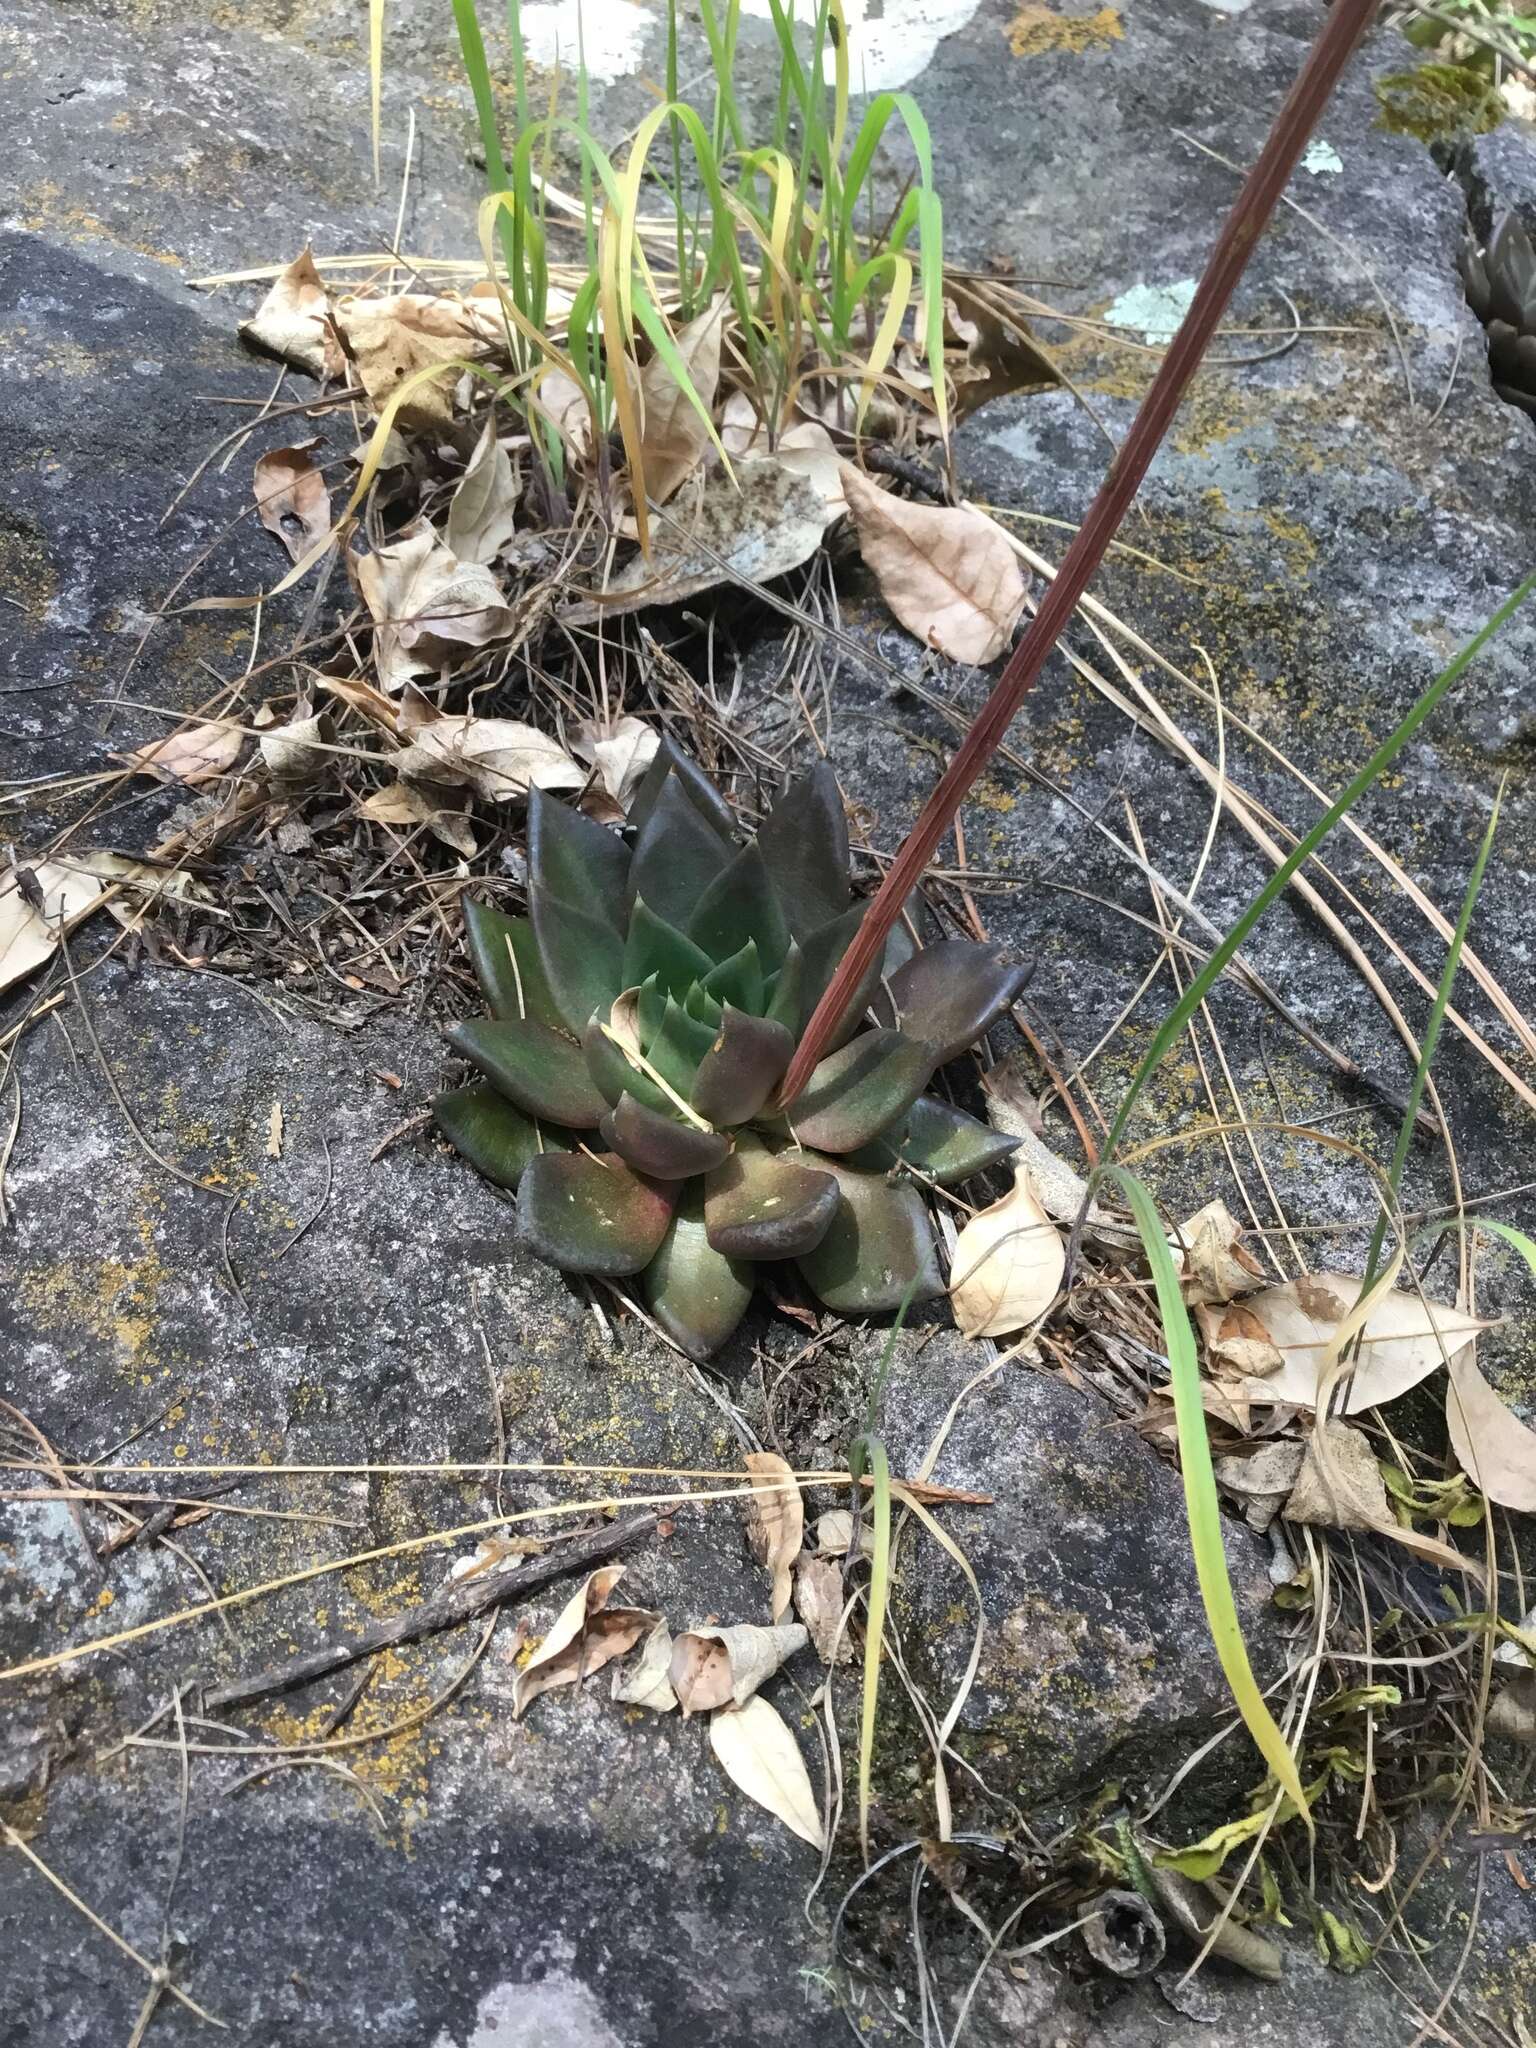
[445,420,518,567]
[610,1618,679,1712]
[669,1623,808,1716]
[394,710,584,804]
[719,393,845,522]
[840,462,1026,665]
[513,1565,658,1717]
[1285,1420,1391,1531]
[0,860,108,995]
[1233,1272,1494,1414]
[570,716,659,818]
[259,709,332,787]
[813,1510,873,1559]
[239,248,342,380]
[742,1451,803,1623]
[1179,1198,1266,1306]
[335,293,485,430]
[360,780,477,857]
[560,460,826,624]
[253,442,332,563]
[1196,1300,1284,1380]
[355,522,517,692]
[708,1693,826,1850]
[794,1555,853,1665]
[1446,1344,1536,1513]
[1211,1441,1305,1533]
[637,295,726,504]
[942,296,1059,424]
[127,720,244,787]
[950,1165,1065,1339]
[530,366,595,459]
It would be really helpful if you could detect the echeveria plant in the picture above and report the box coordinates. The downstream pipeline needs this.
[434,742,1027,1357]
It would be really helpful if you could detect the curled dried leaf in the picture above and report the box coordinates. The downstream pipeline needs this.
[742,1451,803,1624]
[669,1622,808,1716]
[637,295,727,504]
[355,522,518,693]
[445,420,519,567]
[949,1165,1064,1339]
[610,1618,679,1712]
[253,441,332,563]
[840,462,1026,665]
[394,711,584,804]
[1179,1198,1266,1306]
[513,1565,658,1717]
[1196,1300,1284,1380]
[239,248,342,380]
[1445,1344,1536,1513]
[259,709,333,787]
[794,1554,853,1666]
[126,720,244,787]
[1232,1272,1494,1413]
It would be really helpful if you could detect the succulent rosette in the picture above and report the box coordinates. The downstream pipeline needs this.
[434,742,1027,1358]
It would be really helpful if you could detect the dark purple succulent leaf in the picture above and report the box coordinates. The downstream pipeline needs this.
[644,1184,754,1360]
[704,1133,839,1259]
[628,774,732,932]
[600,1094,732,1178]
[528,785,629,925]
[530,885,624,1035]
[647,995,717,1096]
[755,761,852,937]
[687,844,790,975]
[798,902,888,1048]
[779,1029,935,1154]
[796,1158,944,1314]
[846,1093,1020,1186]
[689,1008,795,1127]
[626,741,737,843]
[582,1016,674,1115]
[624,898,714,998]
[447,1015,608,1129]
[463,899,564,1028]
[433,1083,566,1190]
[887,942,1029,1063]
[518,1150,675,1276]
[700,938,763,1016]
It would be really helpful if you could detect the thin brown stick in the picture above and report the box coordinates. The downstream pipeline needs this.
[202,1511,656,1712]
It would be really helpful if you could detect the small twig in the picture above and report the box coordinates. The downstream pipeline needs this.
[370,1110,433,1162]
[200,1511,658,1712]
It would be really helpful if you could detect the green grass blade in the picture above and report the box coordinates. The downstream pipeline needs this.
[1107,1165,1310,1817]
[1103,573,1536,1165]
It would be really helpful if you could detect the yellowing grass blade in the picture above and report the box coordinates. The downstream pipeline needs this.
[854,252,911,434]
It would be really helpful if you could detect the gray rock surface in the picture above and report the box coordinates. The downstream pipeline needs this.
[4,0,1536,2042]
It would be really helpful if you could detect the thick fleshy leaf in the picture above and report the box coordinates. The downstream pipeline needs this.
[628,774,732,931]
[700,939,764,1015]
[755,762,852,936]
[447,1016,607,1129]
[518,1150,675,1276]
[797,902,887,1048]
[463,899,563,1027]
[647,994,718,1096]
[690,1009,795,1127]
[797,1159,944,1314]
[624,898,714,998]
[527,785,629,924]
[626,740,737,842]
[582,1016,673,1115]
[764,946,805,1035]
[848,1094,1020,1187]
[887,942,1029,1064]
[705,1134,838,1260]
[644,1184,754,1359]
[530,886,624,1034]
[600,1094,731,1178]
[781,1030,934,1154]
[434,1083,564,1190]
[688,845,790,974]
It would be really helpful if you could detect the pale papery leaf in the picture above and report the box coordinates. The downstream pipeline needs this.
[559,461,825,624]
[570,716,659,810]
[840,462,1026,665]
[670,1624,808,1716]
[445,420,518,567]
[531,366,595,459]
[741,1452,803,1623]
[393,712,584,804]
[0,861,108,995]
[949,1165,1065,1339]
[258,709,332,787]
[360,780,477,857]
[637,295,727,504]
[794,1555,854,1665]
[126,720,244,787]
[610,1619,678,1711]
[1196,1300,1284,1379]
[334,292,486,429]
[513,1565,658,1717]
[813,1510,873,1559]
[708,1694,826,1850]
[239,248,341,380]
[1231,1272,1495,1413]
[253,441,332,563]
[1447,1344,1536,1512]
[355,522,516,693]
[1179,1198,1266,1305]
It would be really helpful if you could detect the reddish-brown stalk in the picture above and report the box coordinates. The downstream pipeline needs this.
[779,0,1381,1109]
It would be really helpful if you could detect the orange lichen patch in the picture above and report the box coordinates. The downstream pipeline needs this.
[1006,3,1123,58]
